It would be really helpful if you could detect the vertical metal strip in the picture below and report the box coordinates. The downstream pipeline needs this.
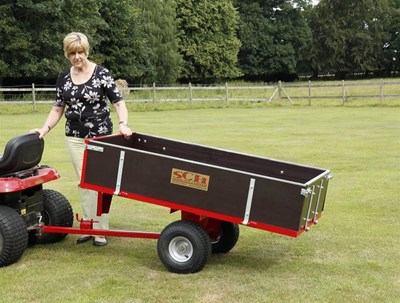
[304,185,315,230]
[243,178,256,225]
[313,179,324,222]
[114,151,125,195]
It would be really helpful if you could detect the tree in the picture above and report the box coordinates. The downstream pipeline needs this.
[96,0,182,84]
[0,0,183,85]
[236,0,312,81]
[382,0,400,75]
[0,0,105,84]
[307,0,392,78]
[0,2,23,82]
[96,0,149,83]
[176,0,242,83]
[134,0,182,84]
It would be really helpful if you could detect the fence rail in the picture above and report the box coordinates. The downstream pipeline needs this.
[1,80,399,110]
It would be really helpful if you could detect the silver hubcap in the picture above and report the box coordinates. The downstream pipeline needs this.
[168,236,193,262]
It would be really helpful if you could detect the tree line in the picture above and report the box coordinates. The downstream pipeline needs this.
[0,0,399,85]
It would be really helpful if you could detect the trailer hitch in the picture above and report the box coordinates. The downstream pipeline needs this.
[76,213,98,230]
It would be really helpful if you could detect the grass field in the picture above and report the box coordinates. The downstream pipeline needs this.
[0,106,399,302]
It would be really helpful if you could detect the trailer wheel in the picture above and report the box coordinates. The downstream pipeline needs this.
[0,205,29,267]
[211,222,240,253]
[157,220,211,274]
[30,189,73,244]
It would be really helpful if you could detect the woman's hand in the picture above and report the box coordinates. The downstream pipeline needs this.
[119,123,133,139]
[30,126,50,139]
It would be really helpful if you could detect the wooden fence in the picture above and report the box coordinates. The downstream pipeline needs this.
[1,80,399,110]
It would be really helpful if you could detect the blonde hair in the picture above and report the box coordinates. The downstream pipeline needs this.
[63,32,90,58]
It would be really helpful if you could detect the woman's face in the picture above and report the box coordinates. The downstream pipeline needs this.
[68,49,88,70]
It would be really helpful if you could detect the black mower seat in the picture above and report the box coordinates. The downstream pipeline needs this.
[0,133,44,176]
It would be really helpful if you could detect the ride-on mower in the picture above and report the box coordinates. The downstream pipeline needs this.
[0,133,73,267]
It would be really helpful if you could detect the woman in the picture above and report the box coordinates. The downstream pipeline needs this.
[32,32,132,246]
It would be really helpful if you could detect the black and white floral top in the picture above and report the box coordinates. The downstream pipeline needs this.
[54,65,123,138]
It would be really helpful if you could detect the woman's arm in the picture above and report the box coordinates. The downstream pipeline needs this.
[31,106,65,138]
[113,100,133,139]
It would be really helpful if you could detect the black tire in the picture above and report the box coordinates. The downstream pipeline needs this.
[157,220,211,274]
[211,222,240,254]
[0,205,29,267]
[30,189,73,244]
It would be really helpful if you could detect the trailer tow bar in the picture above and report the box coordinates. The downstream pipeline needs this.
[36,214,160,239]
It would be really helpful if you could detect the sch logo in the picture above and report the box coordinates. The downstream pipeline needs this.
[170,168,210,191]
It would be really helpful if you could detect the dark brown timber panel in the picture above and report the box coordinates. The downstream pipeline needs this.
[82,133,331,233]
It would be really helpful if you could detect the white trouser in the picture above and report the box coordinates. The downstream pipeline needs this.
[65,136,109,231]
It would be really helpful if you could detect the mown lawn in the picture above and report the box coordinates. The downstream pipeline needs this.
[0,106,399,302]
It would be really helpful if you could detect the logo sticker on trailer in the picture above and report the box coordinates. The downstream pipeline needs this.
[170,168,210,191]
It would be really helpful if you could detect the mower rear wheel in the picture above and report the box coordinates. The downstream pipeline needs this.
[0,205,28,267]
[30,189,73,244]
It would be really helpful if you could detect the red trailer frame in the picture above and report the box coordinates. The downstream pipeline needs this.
[41,132,332,274]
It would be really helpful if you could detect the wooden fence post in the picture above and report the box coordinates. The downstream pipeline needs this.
[342,80,346,104]
[308,80,312,105]
[278,81,282,100]
[152,83,157,109]
[189,82,193,107]
[380,78,384,104]
[225,82,229,106]
[268,81,293,103]
[32,83,36,111]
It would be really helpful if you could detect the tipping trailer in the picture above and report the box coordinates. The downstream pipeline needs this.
[73,133,333,273]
